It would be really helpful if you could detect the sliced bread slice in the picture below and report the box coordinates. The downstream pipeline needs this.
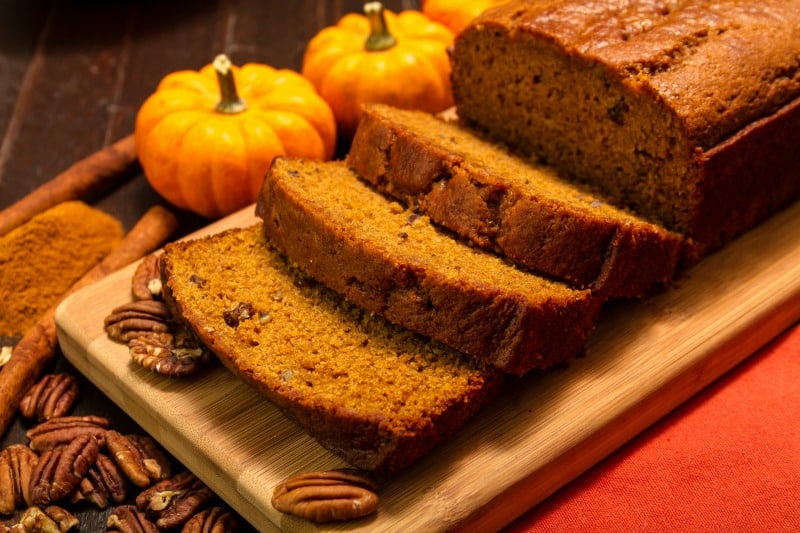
[160,224,503,474]
[347,104,684,298]
[257,157,603,375]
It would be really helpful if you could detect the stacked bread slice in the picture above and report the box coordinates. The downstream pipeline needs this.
[160,0,800,474]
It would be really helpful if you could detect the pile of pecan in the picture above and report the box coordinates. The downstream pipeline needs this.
[104,254,213,378]
[0,372,239,532]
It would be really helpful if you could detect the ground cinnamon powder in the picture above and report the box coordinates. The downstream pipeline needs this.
[0,201,123,339]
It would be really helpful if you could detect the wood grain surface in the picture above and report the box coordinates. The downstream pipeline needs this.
[55,198,800,532]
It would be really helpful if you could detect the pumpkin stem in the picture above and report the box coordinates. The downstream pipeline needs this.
[363,2,397,52]
[213,54,247,114]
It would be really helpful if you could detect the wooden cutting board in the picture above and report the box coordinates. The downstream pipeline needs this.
[55,201,800,532]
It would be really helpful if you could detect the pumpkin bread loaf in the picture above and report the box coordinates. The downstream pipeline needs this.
[160,224,503,474]
[347,104,684,298]
[257,158,603,375]
[451,0,800,261]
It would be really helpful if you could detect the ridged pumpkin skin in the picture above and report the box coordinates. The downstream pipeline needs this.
[302,3,454,137]
[422,0,510,34]
[135,59,336,219]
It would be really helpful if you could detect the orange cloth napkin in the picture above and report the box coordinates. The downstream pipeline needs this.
[507,321,800,532]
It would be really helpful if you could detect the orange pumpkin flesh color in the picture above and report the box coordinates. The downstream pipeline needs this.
[302,1,454,137]
[135,54,336,219]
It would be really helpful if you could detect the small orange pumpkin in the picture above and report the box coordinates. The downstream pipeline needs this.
[135,55,336,219]
[302,2,454,137]
[421,0,510,34]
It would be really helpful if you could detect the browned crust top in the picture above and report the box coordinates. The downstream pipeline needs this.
[468,0,800,148]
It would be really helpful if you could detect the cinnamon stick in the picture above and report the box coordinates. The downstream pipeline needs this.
[0,205,177,437]
[0,135,139,239]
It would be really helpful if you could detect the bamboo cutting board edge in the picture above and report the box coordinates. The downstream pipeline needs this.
[55,202,800,532]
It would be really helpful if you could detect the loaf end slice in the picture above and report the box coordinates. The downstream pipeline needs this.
[160,224,503,474]
[451,0,800,258]
[257,158,603,375]
[347,103,684,298]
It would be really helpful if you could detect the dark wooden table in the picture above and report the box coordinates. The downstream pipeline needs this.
[0,1,418,530]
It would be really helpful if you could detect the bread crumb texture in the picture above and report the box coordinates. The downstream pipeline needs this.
[162,224,498,426]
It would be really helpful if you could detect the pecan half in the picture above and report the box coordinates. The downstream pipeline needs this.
[132,254,163,301]
[128,332,213,378]
[44,505,80,532]
[104,300,172,343]
[271,469,379,523]
[107,505,158,533]
[18,374,79,422]
[29,434,99,505]
[135,471,214,530]
[26,415,109,452]
[106,431,170,488]
[0,445,39,514]
[17,505,80,533]
[181,506,239,533]
[19,506,58,533]
[70,453,128,508]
